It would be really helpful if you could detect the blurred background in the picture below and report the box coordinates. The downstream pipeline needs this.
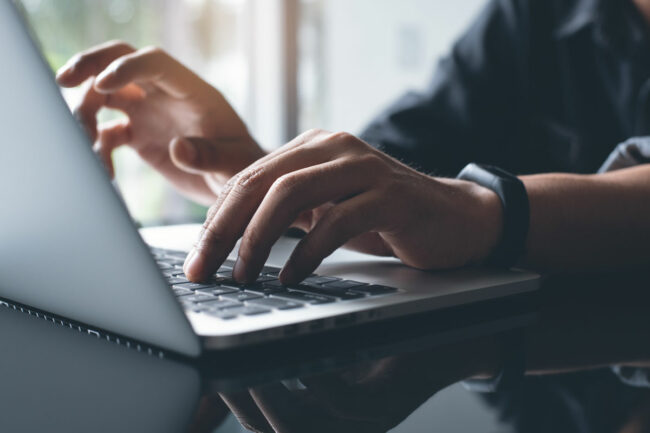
[17,0,486,226]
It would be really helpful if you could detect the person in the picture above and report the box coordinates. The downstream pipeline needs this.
[55,1,650,429]
[55,0,650,287]
[55,0,650,286]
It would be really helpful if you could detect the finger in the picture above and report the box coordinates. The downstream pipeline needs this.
[73,79,103,142]
[219,391,274,433]
[282,190,387,283]
[94,46,204,97]
[342,232,394,256]
[244,128,330,169]
[183,131,366,281]
[192,130,350,237]
[249,384,313,433]
[73,79,143,142]
[301,204,394,255]
[235,158,379,283]
[170,136,224,174]
[93,120,131,178]
[183,141,341,282]
[182,175,243,279]
[56,40,135,87]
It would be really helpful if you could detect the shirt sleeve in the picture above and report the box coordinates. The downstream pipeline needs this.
[359,0,529,177]
[612,365,650,388]
[598,136,650,173]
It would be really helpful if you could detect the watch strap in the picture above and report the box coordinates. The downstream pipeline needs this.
[456,163,530,268]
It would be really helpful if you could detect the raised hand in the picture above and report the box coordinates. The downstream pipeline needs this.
[56,41,266,205]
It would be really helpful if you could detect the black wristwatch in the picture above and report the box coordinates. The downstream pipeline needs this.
[456,163,530,268]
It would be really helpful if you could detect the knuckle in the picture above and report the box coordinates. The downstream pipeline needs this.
[270,173,300,197]
[233,166,267,194]
[205,202,220,219]
[330,131,354,142]
[303,128,326,137]
[357,152,386,170]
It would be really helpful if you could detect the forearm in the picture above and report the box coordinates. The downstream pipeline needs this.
[520,165,650,271]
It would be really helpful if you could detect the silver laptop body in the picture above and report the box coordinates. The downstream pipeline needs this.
[0,1,540,357]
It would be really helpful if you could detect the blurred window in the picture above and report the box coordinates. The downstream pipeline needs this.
[19,0,487,226]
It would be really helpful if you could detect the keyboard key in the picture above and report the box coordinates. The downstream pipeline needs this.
[261,266,281,275]
[173,282,218,291]
[350,284,397,296]
[304,276,341,285]
[221,292,263,302]
[271,291,335,304]
[167,277,189,285]
[202,299,242,309]
[224,306,271,316]
[321,280,368,290]
[255,275,276,283]
[184,304,212,313]
[173,288,193,297]
[247,298,304,310]
[162,268,185,277]
[262,279,286,288]
[156,262,173,269]
[292,285,365,300]
[206,309,238,320]
[245,285,286,295]
[195,286,239,296]
[180,293,217,304]
[216,270,233,279]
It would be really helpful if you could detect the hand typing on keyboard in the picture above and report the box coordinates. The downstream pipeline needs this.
[152,250,398,319]
[182,130,503,285]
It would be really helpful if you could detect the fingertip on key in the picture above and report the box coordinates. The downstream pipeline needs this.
[232,256,248,283]
[183,249,204,282]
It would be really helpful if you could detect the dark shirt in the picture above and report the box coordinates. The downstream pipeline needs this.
[360,0,650,176]
[359,0,650,427]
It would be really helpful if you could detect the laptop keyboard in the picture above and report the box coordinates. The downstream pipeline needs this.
[151,247,398,321]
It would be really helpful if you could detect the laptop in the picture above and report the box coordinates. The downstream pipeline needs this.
[0,0,540,358]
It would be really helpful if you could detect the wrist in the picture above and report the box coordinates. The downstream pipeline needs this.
[453,179,504,264]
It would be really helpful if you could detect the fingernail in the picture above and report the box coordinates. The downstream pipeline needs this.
[232,256,247,283]
[183,249,199,277]
[94,70,112,92]
[55,68,66,82]
[55,61,73,82]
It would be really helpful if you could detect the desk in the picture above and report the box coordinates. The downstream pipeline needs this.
[1,227,648,432]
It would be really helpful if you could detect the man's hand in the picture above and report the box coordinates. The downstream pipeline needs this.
[56,41,266,205]
[183,129,503,283]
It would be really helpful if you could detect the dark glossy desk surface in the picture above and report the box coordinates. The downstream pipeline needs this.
[2,272,650,433]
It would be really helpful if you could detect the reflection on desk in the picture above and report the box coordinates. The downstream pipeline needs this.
[2,270,650,433]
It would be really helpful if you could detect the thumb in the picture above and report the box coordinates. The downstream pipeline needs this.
[169,136,223,174]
